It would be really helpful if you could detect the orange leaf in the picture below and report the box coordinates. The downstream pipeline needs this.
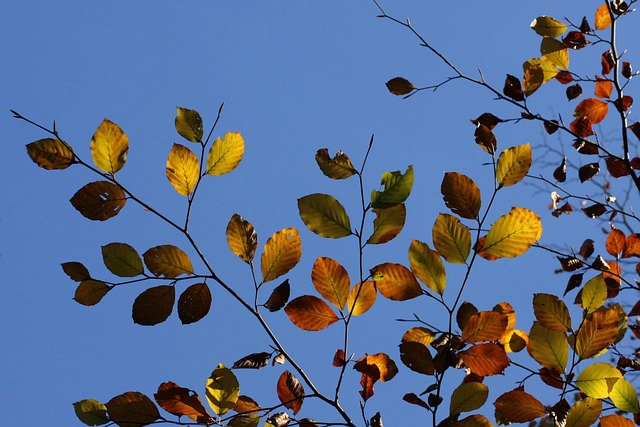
[284,295,339,331]
[264,279,290,312]
[354,353,398,382]
[493,302,516,333]
[623,234,640,258]
[276,371,304,415]
[154,382,213,424]
[595,78,613,99]
[575,307,619,359]
[494,389,547,423]
[460,311,508,343]
[574,98,609,124]
[371,262,423,301]
[595,4,612,30]
[606,225,626,257]
[600,414,636,427]
[311,257,350,310]
[458,343,509,376]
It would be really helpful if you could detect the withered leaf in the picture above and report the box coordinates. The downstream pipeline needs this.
[552,202,573,218]
[154,382,213,424]
[474,123,497,154]
[564,273,583,296]
[580,17,592,34]
[70,181,126,221]
[578,162,600,182]
[232,352,271,369]
[61,262,91,282]
[602,50,616,75]
[622,62,633,79]
[544,120,559,135]
[582,203,607,218]
[614,96,633,112]
[503,74,525,101]
[580,239,595,258]
[177,283,211,325]
[132,285,175,326]
[566,83,583,100]
[629,123,640,141]
[605,157,630,178]
[386,77,415,96]
[563,31,589,49]
[471,113,502,130]
[403,393,430,410]
[276,371,304,415]
[553,157,567,182]
[557,256,583,272]
[267,412,290,427]
[555,71,574,84]
[333,349,347,367]
[263,279,290,312]
[573,138,598,154]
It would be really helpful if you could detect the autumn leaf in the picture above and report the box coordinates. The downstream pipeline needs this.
[206,132,244,176]
[90,119,129,174]
[206,364,240,416]
[432,213,471,264]
[62,262,91,282]
[482,207,542,258]
[460,311,508,343]
[496,143,532,187]
[178,283,211,325]
[261,228,302,283]
[575,307,619,359]
[154,382,213,424]
[74,280,111,306]
[315,148,357,179]
[298,194,352,238]
[530,16,568,38]
[575,362,622,398]
[441,172,481,220]
[372,262,423,300]
[458,343,509,376]
[565,397,601,427]
[106,392,160,427]
[610,378,640,413]
[494,389,547,423]
[532,293,572,332]
[399,341,434,375]
[311,257,350,310]
[26,138,75,170]
[70,181,126,221]
[367,204,406,244]
[408,240,446,295]
[541,37,569,69]
[175,107,203,142]
[449,382,488,415]
[503,74,524,101]
[132,285,175,326]
[226,214,258,264]
[354,353,398,382]
[386,77,415,95]
[371,165,414,208]
[347,281,377,316]
[232,352,271,370]
[166,143,199,196]
[264,279,290,312]
[277,371,305,415]
[594,4,612,30]
[574,98,608,124]
[73,399,109,426]
[527,321,568,372]
[102,242,144,277]
[143,245,194,278]
[285,295,339,331]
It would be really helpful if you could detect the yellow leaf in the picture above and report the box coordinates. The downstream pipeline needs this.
[90,118,129,174]
[26,138,75,170]
[102,242,144,277]
[73,399,109,426]
[530,16,568,38]
[284,295,339,331]
[523,58,558,96]
[541,37,569,69]
[298,194,352,238]
[261,228,302,283]
[432,213,471,264]
[166,143,200,196]
[408,240,446,295]
[580,274,607,315]
[565,397,602,427]
[595,4,612,30]
[401,327,436,346]
[175,107,203,142]
[610,378,640,413]
[315,148,357,179]
[496,143,532,187]
[483,207,542,258]
[311,257,350,310]
[441,172,481,220]
[354,353,398,382]
[206,132,245,176]
[500,329,529,353]
[450,382,488,415]
[143,245,194,278]
[226,214,257,264]
[371,262,423,301]
[528,321,568,372]
[576,362,622,398]
[533,293,572,332]
[206,364,240,416]
[367,204,406,244]
[347,281,377,316]
[575,307,619,359]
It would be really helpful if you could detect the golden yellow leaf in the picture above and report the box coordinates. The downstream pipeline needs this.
[206,132,244,176]
[401,327,436,346]
[347,281,377,316]
[496,143,532,187]
[26,138,75,170]
[408,240,446,295]
[450,382,488,415]
[527,321,568,372]
[533,293,572,332]
[166,143,200,196]
[143,245,194,278]
[175,107,203,142]
[432,213,471,264]
[523,58,558,96]
[580,274,607,315]
[565,397,601,427]
[354,353,398,382]
[367,204,406,245]
[541,37,569,69]
[298,193,352,238]
[311,257,350,310]
[206,364,240,416]
[500,329,529,353]
[226,214,258,264]
[90,118,129,174]
[483,207,542,258]
[610,378,640,413]
[595,4,612,30]
[576,362,622,398]
[261,228,302,283]
[461,311,508,343]
[575,307,619,359]
[530,16,568,38]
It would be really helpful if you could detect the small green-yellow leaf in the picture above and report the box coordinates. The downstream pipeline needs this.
[450,382,489,415]
[206,132,244,176]
[580,274,607,315]
[496,143,532,187]
[261,228,302,283]
[285,295,339,331]
[143,245,194,278]
[27,138,75,170]
[175,107,203,142]
[610,378,640,413]
[565,397,601,427]
[576,362,622,398]
[409,240,446,295]
[530,16,568,38]
[367,204,406,245]
[371,165,414,209]
[441,172,481,220]
[206,364,240,416]
[70,181,126,221]
[102,242,144,277]
[311,257,350,310]
[483,207,542,258]
[371,262,423,301]
[90,118,129,174]
[298,194,352,238]
[533,293,572,332]
[226,214,258,264]
[73,399,109,426]
[74,280,111,306]
[432,213,471,264]
[575,307,619,359]
[528,321,568,372]
[166,143,200,196]
[315,148,357,179]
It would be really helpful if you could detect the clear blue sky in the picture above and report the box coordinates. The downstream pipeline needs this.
[2,1,636,426]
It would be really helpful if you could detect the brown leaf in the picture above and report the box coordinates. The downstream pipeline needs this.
[582,203,607,218]
[441,172,481,220]
[552,202,573,218]
[456,301,479,331]
[557,257,583,272]
[358,365,379,401]
[602,50,616,75]
[474,235,499,261]
[494,389,547,423]
[580,17,592,34]
[632,157,640,169]
[315,148,357,180]
[563,31,589,50]
[232,352,271,369]
[74,280,111,306]
[460,311,508,343]
[628,301,640,317]
[544,120,559,135]
[622,62,633,79]
[276,371,304,415]
[403,393,430,410]
[354,353,398,382]
[564,273,584,296]
[614,96,633,112]
[267,412,290,427]
[503,74,525,101]
[106,392,161,427]
[284,295,339,331]
[578,162,600,183]
[154,382,213,424]
[458,343,509,376]
[580,239,595,258]
[574,98,609,124]
[386,77,415,96]
[553,157,567,182]
[333,349,347,367]
[399,341,435,375]
[132,285,175,326]
[566,83,583,100]
[556,71,574,84]
[606,157,630,178]
[629,123,640,141]
[70,181,126,221]
[26,138,75,170]
[178,283,211,324]
[264,279,290,312]
[474,123,497,154]
[606,225,626,256]
[61,262,91,282]
[539,367,565,389]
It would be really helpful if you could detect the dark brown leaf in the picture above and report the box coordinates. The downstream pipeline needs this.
[106,392,161,427]
[556,71,574,84]
[612,1,629,15]
[632,157,640,169]
[628,300,640,317]
[70,181,127,221]
[264,279,290,312]
[563,31,589,49]
[178,283,211,324]
[474,123,497,154]
[580,239,595,258]
[456,301,478,331]
[553,157,567,182]
[357,364,379,402]
[428,394,444,408]
[629,122,640,141]
[564,273,583,296]
[557,257,583,272]
[580,17,592,34]
[606,157,630,178]
[26,138,75,170]
[154,382,213,424]
[573,138,598,154]
[578,162,600,182]
[132,285,175,326]
[544,120,560,135]
[403,393,430,410]
[267,412,290,427]
[582,203,607,218]
[399,341,435,375]
[74,280,111,306]
[592,255,611,271]
[232,352,271,369]
[622,62,633,79]
[503,74,524,101]
[566,83,583,100]
[552,202,573,218]
[471,113,502,130]
[614,96,633,112]
[61,262,91,282]
[602,50,616,75]
[386,77,415,96]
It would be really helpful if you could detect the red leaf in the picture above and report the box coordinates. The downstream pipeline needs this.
[580,239,595,258]
[544,120,560,135]
[574,98,608,124]
[264,279,290,312]
[333,349,347,367]
[276,371,305,415]
[629,122,640,141]
[628,301,640,317]
[154,382,213,424]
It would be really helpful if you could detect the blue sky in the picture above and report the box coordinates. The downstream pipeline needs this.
[3,1,637,426]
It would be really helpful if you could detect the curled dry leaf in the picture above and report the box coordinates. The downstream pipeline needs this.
[232,352,271,369]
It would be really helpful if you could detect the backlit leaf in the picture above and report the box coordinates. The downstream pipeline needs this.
[606,225,626,256]
[277,371,304,415]
[206,364,239,416]
[576,362,622,398]
[563,31,589,50]
[595,78,613,99]
[132,285,175,326]
[106,392,160,427]
[284,295,339,331]
[62,262,91,282]
[623,234,640,258]
[232,352,271,369]
[580,274,607,315]
[458,414,493,427]
[367,204,406,244]
[315,149,357,179]
[206,132,244,176]
[298,194,352,238]
[600,415,636,427]
[408,240,446,295]
[226,214,257,264]
[386,77,415,95]
[595,4,612,30]
[575,307,619,359]
[90,119,129,174]
[556,70,574,84]
[233,395,261,415]
[347,281,376,316]
[494,389,547,423]
[493,301,516,333]
[610,378,640,413]
[175,107,203,142]
[143,245,194,278]
[399,341,434,375]
[606,156,630,178]
[264,279,290,312]
[178,283,211,325]
[371,165,414,208]
[432,213,471,264]
[578,162,600,183]
[154,382,213,424]
[528,321,568,372]
[500,329,529,353]
[26,138,75,170]
[441,172,481,220]
[496,143,532,187]
[457,302,479,331]
[354,353,398,382]
[461,311,508,343]
[523,58,558,96]
[312,257,350,310]
[541,37,569,69]
[503,74,525,101]
[531,16,568,38]
[70,181,126,221]
[458,343,509,376]
[73,399,109,426]
[450,382,489,415]
[483,207,542,258]
[565,397,601,427]
[614,96,634,113]
[102,242,144,277]
[372,262,423,300]
[574,98,608,124]
[74,280,111,306]
[261,228,302,283]
[166,143,199,196]
[403,393,430,410]
[533,293,572,332]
